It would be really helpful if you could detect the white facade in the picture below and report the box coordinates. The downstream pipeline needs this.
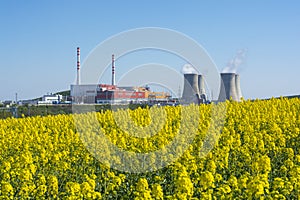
[38,94,62,105]
[70,84,98,104]
[42,94,62,102]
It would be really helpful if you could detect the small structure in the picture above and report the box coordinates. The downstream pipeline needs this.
[38,94,62,105]
[3,100,14,107]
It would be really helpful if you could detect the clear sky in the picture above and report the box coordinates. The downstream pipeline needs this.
[1,0,299,100]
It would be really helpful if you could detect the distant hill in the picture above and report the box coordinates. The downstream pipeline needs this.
[264,95,300,100]
[284,95,300,99]
[55,90,70,96]
[29,90,71,101]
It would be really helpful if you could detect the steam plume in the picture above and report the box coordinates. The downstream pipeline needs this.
[222,49,247,73]
[181,64,198,74]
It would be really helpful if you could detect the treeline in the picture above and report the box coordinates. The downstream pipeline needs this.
[0,104,148,119]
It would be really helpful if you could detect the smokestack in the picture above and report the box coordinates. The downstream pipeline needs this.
[218,73,238,102]
[182,73,199,103]
[235,74,242,101]
[76,47,80,85]
[112,54,115,85]
[198,74,205,95]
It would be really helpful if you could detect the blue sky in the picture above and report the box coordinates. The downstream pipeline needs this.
[1,1,299,100]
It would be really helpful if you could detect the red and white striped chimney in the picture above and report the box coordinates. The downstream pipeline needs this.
[112,54,116,85]
[76,47,80,85]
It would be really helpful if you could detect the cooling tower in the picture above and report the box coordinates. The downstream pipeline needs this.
[235,74,242,101]
[182,73,199,103]
[218,73,238,102]
[198,75,205,95]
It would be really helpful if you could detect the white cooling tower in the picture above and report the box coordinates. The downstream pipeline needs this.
[235,74,242,101]
[198,74,205,95]
[182,73,199,103]
[218,73,238,102]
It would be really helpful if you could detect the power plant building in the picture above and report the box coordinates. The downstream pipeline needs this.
[71,84,98,104]
[71,84,171,104]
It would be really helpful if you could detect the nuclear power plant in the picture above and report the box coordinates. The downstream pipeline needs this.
[71,47,243,105]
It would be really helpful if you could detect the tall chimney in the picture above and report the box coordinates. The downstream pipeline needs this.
[218,73,238,102]
[112,54,115,85]
[198,74,205,95]
[76,47,80,85]
[235,74,242,101]
[182,73,199,103]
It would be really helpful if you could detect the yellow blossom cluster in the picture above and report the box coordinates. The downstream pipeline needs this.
[0,98,300,199]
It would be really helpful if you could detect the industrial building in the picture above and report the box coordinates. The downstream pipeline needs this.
[96,85,171,104]
[71,83,172,104]
[70,48,171,104]
[37,94,63,105]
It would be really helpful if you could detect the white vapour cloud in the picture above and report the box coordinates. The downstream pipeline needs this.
[181,64,199,74]
[222,49,247,73]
